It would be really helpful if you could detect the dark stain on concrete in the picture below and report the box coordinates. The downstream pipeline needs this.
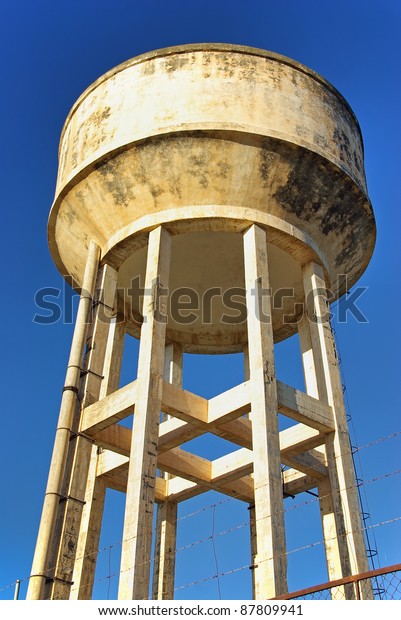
[95,157,135,207]
[163,54,190,73]
[217,160,230,179]
[258,145,279,189]
[333,127,351,164]
[272,142,373,277]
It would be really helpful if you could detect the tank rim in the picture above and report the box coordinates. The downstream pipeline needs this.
[59,42,363,153]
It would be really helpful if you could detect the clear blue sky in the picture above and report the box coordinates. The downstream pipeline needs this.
[1,0,400,601]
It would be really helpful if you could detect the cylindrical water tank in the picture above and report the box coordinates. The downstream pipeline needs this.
[48,44,375,352]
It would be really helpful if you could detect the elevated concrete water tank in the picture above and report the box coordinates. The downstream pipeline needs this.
[48,43,375,351]
[29,45,375,601]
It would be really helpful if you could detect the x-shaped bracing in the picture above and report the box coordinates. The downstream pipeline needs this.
[80,378,334,503]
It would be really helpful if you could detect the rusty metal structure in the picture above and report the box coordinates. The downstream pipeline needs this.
[275,563,401,600]
[28,44,376,600]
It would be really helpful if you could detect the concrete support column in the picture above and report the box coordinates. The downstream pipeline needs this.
[243,224,287,599]
[99,315,126,399]
[69,445,106,599]
[70,317,126,600]
[46,263,119,599]
[300,261,372,599]
[152,499,178,600]
[27,241,100,600]
[248,503,258,598]
[298,311,345,586]
[118,226,171,600]
[243,344,257,599]
[152,342,182,599]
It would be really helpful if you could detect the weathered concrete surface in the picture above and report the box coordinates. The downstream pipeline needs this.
[48,44,375,351]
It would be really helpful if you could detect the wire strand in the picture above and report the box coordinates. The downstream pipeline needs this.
[2,463,401,597]
[211,505,222,599]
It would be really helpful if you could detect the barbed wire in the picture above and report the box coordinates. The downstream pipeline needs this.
[173,564,250,594]
[356,430,401,452]
[177,497,234,524]
[287,515,401,557]
[24,426,398,595]
[2,395,396,598]
[283,467,401,515]
[211,505,222,599]
[1,458,400,597]
[2,357,399,600]
[2,465,400,598]
[168,428,401,527]
[333,321,383,579]
[162,513,401,597]
[171,514,401,596]
[51,511,401,599]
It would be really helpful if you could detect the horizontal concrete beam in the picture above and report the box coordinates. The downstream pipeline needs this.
[211,448,253,485]
[282,451,327,479]
[280,424,324,456]
[166,472,255,504]
[157,448,211,484]
[277,381,334,432]
[161,382,208,427]
[93,424,131,455]
[97,449,166,501]
[208,381,251,425]
[282,468,319,496]
[81,380,137,434]
[84,379,331,445]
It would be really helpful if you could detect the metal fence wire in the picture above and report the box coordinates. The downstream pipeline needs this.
[273,563,401,600]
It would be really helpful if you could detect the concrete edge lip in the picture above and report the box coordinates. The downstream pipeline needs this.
[48,130,375,298]
[59,43,362,149]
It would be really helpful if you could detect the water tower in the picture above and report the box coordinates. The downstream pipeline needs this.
[28,44,376,600]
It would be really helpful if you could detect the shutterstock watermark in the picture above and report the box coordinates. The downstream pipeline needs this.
[33,275,368,327]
